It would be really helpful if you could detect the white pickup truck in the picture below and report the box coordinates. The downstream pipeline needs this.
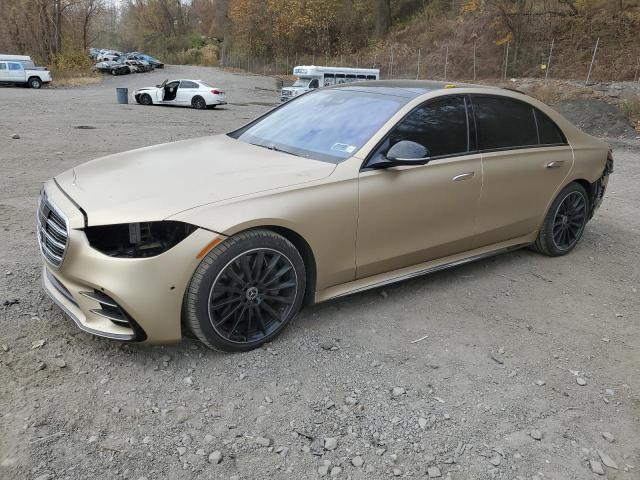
[0,55,52,88]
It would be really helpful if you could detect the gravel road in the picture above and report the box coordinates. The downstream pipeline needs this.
[1,65,639,480]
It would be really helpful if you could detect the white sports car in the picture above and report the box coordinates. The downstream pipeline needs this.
[133,79,227,109]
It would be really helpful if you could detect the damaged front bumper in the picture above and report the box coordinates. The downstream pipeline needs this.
[38,180,223,343]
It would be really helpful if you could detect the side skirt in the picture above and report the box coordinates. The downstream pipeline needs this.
[315,236,534,303]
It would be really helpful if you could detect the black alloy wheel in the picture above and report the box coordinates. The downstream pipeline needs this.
[208,248,297,344]
[532,182,589,257]
[551,191,587,250]
[192,96,207,109]
[184,229,306,352]
[140,94,152,105]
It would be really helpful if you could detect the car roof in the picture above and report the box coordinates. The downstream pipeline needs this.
[332,79,497,99]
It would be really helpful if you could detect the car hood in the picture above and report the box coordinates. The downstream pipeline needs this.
[55,135,336,227]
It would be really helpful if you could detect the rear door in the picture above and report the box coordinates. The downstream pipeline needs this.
[177,80,199,105]
[356,95,483,278]
[8,62,24,81]
[471,94,573,247]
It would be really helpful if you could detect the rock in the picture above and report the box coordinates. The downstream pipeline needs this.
[176,447,186,455]
[11,134,20,139]
[310,436,324,455]
[0,345,8,352]
[319,342,336,351]
[54,358,66,368]
[427,466,442,478]
[318,465,329,476]
[31,339,46,349]
[256,436,271,447]
[204,434,214,443]
[344,396,358,406]
[142,436,151,444]
[87,435,98,443]
[35,362,46,371]
[208,450,222,464]
[590,459,605,475]
[601,432,615,443]
[324,437,338,450]
[391,387,406,398]
[351,456,364,467]
[536,380,546,386]
[183,376,193,385]
[418,417,428,429]
[489,454,501,466]
[34,474,53,480]
[392,468,402,476]
[330,466,342,477]
[196,448,205,456]
[576,377,587,386]
[597,450,618,469]
[530,429,542,441]
[443,413,451,420]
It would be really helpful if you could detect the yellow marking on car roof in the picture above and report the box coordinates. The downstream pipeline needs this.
[444,84,457,89]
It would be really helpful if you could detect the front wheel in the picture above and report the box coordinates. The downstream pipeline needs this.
[184,230,306,352]
[139,93,152,106]
[533,182,589,256]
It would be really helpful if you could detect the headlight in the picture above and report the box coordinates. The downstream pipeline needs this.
[84,221,197,258]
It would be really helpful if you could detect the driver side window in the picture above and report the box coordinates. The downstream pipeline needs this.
[377,96,470,160]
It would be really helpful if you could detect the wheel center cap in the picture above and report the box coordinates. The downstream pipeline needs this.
[246,286,259,301]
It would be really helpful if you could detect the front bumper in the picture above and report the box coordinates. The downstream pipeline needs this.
[39,180,224,343]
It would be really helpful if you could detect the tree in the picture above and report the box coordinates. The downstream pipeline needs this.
[375,0,392,38]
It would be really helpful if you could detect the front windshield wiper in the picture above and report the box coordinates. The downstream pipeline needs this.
[250,143,302,158]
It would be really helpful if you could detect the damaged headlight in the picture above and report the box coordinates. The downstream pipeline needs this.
[85,221,197,258]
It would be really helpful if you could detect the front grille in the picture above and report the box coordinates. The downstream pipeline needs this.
[37,190,69,267]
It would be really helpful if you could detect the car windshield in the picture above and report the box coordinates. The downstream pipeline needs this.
[292,77,312,87]
[231,89,407,163]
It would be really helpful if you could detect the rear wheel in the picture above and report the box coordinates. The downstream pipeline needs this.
[28,77,42,89]
[533,182,589,256]
[192,96,207,110]
[184,230,306,352]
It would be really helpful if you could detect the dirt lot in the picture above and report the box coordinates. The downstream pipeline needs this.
[1,66,639,480]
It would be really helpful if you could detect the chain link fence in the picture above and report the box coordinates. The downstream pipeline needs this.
[220,39,640,85]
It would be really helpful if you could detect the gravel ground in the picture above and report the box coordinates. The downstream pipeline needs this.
[1,66,639,480]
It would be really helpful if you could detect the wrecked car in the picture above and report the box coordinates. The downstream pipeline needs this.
[94,61,130,76]
[38,80,612,352]
[133,79,226,109]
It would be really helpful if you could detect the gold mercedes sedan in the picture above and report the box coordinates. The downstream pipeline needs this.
[38,80,613,351]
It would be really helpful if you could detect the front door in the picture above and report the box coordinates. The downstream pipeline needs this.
[356,95,482,278]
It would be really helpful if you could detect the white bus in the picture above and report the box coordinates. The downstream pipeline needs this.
[280,65,380,102]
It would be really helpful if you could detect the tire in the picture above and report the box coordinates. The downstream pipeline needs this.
[191,96,207,110]
[110,69,117,76]
[140,93,152,106]
[184,229,306,352]
[532,182,589,257]
[28,77,42,89]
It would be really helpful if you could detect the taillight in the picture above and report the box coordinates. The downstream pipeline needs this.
[211,89,223,95]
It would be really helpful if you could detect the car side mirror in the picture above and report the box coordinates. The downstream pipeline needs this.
[386,140,430,163]
[366,141,431,170]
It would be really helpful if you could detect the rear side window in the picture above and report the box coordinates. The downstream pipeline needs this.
[534,109,566,145]
[8,63,22,71]
[180,81,198,88]
[387,95,469,158]
[472,95,538,150]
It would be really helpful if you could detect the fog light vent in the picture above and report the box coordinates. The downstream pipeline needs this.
[79,290,131,327]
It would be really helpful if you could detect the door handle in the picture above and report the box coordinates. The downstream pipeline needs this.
[452,172,475,182]
[546,161,565,168]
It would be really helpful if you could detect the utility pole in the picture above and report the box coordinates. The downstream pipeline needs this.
[586,37,600,85]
